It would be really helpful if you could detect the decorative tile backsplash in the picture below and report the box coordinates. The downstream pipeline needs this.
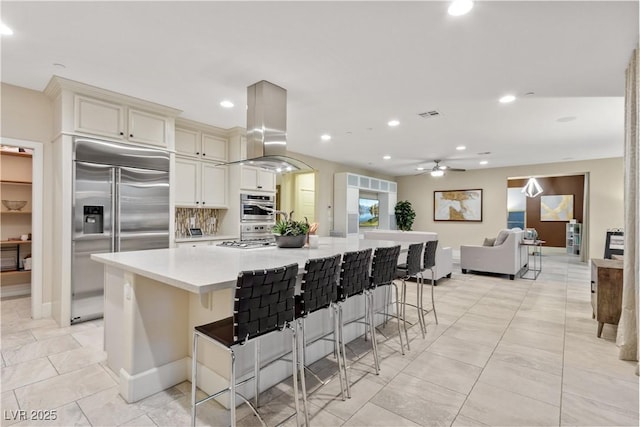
[175,208,220,237]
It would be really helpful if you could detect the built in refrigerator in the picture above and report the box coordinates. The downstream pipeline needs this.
[72,137,170,323]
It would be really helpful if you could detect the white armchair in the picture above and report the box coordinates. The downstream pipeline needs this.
[460,229,528,280]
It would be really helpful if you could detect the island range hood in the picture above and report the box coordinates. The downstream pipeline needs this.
[240,80,312,172]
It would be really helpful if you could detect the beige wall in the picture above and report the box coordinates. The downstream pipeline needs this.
[1,83,52,143]
[396,157,624,260]
[1,83,54,305]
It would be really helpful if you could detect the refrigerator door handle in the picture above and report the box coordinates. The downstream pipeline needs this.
[111,168,118,252]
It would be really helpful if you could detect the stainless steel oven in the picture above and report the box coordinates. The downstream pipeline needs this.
[241,193,275,222]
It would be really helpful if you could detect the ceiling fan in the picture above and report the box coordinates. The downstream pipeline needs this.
[416,160,466,177]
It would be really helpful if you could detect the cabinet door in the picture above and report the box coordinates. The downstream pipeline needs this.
[257,169,275,191]
[175,158,200,206]
[75,95,125,139]
[201,164,227,207]
[175,128,201,157]
[128,108,168,147]
[241,166,259,190]
[201,134,227,161]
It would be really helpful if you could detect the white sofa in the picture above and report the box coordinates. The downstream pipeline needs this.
[362,230,453,282]
[460,229,528,280]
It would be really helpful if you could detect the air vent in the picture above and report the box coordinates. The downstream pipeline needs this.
[418,110,441,119]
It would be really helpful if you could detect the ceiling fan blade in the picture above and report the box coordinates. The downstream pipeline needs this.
[447,167,466,172]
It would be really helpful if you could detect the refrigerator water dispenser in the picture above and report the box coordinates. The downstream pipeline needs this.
[83,205,104,234]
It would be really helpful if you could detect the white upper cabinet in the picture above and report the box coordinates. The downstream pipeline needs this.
[127,108,168,146]
[175,125,228,161]
[201,134,227,161]
[74,95,169,147]
[175,157,228,208]
[201,163,227,207]
[74,96,125,140]
[241,166,275,192]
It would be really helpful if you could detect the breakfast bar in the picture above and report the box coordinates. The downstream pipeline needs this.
[91,236,413,404]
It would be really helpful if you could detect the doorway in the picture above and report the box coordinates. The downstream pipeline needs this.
[0,138,44,318]
[277,172,316,223]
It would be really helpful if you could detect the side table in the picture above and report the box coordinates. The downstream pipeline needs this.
[520,240,545,280]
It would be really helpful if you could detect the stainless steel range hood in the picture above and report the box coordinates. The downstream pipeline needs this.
[242,80,312,172]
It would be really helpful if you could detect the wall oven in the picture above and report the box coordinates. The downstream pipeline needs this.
[241,193,275,222]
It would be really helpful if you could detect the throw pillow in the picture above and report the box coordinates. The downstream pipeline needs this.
[483,237,496,246]
[494,229,511,246]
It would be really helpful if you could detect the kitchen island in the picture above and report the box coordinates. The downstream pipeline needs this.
[91,236,414,404]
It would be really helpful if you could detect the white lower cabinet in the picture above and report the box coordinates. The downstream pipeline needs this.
[175,157,227,208]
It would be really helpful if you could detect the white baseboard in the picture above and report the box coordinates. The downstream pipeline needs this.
[119,357,188,403]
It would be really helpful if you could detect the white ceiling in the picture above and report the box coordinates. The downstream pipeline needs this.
[1,1,638,176]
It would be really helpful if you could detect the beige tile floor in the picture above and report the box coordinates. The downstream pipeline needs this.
[1,249,638,426]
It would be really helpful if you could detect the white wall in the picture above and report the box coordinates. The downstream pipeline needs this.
[396,157,624,260]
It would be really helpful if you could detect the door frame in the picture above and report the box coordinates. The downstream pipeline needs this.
[1,138,44,318]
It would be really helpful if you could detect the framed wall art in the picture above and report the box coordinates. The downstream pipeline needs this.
[434,189,482,221]
[540,194,574,221]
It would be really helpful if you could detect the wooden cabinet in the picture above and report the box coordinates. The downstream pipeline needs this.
[175,157,227,208]
[175,126,227,161]
[241,166,275,192]
[74,95,169,147]
[591,258,624,337]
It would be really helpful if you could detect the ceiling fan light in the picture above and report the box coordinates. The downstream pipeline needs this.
[521,177,543,197]
[431,169,445,177]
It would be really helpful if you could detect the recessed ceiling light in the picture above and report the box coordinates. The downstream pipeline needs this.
[387,120,400,127]
[448,0,474,16]
[416,167,425,171]
[220,100,234,108]
[383,155,391,160]
[479,160,489,165]
[276,167,282,173]
[499,95,516,104]
[286,166,293,172]
[321,134,331,141]
[0,22,13,36]
[456,145,466,151]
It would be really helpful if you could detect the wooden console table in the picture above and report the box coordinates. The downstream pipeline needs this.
[590,259,624,338]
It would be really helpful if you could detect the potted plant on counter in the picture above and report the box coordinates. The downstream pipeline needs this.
[272,214,310,248]
[395,200,416,231]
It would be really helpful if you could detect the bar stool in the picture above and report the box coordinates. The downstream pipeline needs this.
[368,245,405,360]
[336,248,372,392]
[396,242,426,339]
[417,240,439,328]
[295,253,346,411]
[191,263,304,427]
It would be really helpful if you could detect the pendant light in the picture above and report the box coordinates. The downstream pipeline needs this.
[521,177,543,198]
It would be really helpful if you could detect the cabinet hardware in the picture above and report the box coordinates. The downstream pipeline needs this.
[130,134,134,138]
[196,201,199,204]
[257,185,262,189]
[202,153,206,156]
[119,132,124,136]
[196,152,199,155]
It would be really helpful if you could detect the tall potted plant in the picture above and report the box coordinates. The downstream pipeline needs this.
[395,200,416,231]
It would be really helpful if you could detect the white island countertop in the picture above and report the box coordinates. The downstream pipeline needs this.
[91,236,414,294]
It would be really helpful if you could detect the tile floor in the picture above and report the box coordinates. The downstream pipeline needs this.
[1,249,638,426]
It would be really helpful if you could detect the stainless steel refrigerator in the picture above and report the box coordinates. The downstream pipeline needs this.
[72,137,170,324]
